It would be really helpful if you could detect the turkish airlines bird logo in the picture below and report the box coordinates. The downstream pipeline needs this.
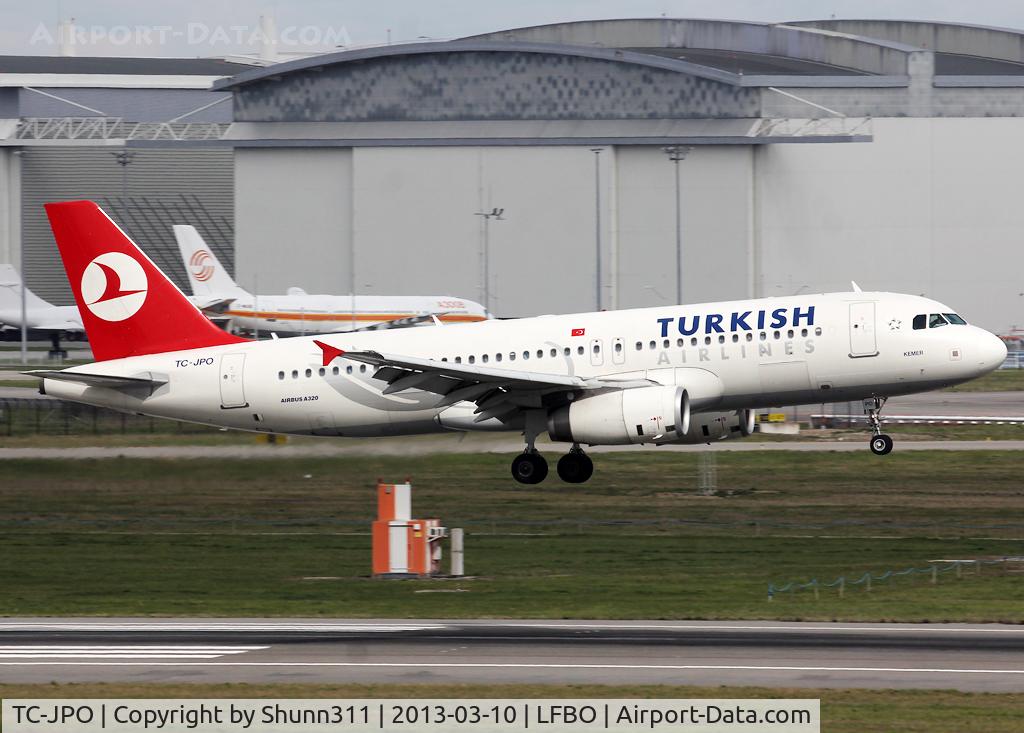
[189,249,215,282]
[80,252,148,322]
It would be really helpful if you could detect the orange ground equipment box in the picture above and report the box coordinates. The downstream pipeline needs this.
[372,481,447,578]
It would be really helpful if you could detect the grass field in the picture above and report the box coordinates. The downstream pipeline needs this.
[0,452,1021,620]
[0,684,1022,733]
[945,369,1024,391]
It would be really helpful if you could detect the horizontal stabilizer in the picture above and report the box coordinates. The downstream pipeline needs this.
[25,370,168,390]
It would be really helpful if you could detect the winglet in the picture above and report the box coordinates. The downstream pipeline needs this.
[314,339,345,367]
[851,280,862,293]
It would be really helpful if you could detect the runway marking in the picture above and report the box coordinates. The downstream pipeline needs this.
[0,661,1020,676]
[0,624,445,633]
[1,622,1021,634]
[0,646,266,660]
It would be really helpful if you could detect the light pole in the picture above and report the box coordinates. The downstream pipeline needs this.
[591,148,602,310]
[662,145,691,304]
[474,206,504,313]
[110,150,135,225]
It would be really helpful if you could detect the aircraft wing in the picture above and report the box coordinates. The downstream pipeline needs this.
[26,370,168,391]
[26,320,84,332]
[322,344,653,424]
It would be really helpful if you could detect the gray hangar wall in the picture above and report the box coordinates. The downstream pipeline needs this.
[233,144,754,317]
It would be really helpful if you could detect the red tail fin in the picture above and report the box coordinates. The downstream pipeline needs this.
[44,200,247,361]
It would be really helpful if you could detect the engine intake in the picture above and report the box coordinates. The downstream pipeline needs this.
[548,386,690,445]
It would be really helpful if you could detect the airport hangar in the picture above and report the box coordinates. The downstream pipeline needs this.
[4,18,1024,335]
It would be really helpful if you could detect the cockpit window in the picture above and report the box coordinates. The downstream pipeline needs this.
[943,313,967,325]
[929,314,949,328]
[912,314,926,330]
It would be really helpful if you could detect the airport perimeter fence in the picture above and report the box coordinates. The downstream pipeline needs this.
[768,557,1024,601]
[0,397,219,437]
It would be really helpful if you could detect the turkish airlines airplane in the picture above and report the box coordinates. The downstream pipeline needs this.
[34,202,1006,484]
[173,225,490,335]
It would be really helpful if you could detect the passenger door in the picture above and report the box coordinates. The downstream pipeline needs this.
[849,302,879,358]
[219,353,248,408]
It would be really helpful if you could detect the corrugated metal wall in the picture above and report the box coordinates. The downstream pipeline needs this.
[20,147,233,304]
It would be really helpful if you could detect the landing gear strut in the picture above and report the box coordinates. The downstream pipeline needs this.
[864,396,893,455]
[557,445,593,483]
[511,412,549,484]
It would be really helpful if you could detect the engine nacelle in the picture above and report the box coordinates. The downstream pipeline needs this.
[548,386,690,445]
[678,409,756,444]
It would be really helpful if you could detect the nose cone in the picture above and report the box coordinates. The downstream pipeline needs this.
[974,329,1007,374]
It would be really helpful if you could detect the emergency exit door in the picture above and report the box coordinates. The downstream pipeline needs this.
[849,302,878,358]
[219,353,248,408]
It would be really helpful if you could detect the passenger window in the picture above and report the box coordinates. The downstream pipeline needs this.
[649,340,656,350]
[318,367,325,376]
[615,342,623,352]
[704,336,711,345]
[510,352,516,361]
[801,328,808,337]
[291,370,298,379]
[929,314,949,328]
[360,365,366,373]
[773,331,781,340]
[482,354,489,363]
[305,368,312,378]
[468,356,475,364]
[495,353,502,362]
[718,335,725,344]
[277,371,285,380]
[663,339,670,348]
[943,313,967,325]
[913,314,926,330]
[550,348,557,357]
[537,350,543,359]
[815,327,822,336]
[759,332,766,341]
[787,329,794,339]
[455,357,462,363]
[690,337,697,346]
[577,346,584,355]
[523,351,530,360]
[746,333,753,342]
[346,365,353,374]
[564,347,570,356]
[333,366,339,375]
[635,342,642,351]
[732,334,739,343]
[593,344,600,354]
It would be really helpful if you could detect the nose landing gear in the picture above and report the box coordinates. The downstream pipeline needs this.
[864,397,893,455]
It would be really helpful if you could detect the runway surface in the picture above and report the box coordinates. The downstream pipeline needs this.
[1,619,1022,692]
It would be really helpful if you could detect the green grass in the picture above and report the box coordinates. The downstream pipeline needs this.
[0,452,1022,620]
[946,369,1024,391]
[1,684,1023,733]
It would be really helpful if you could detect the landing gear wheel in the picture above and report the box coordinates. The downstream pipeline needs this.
[557,450,594,483]
[511,452,548,484]
[870,434,893,456]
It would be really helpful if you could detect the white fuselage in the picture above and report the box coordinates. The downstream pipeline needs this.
[43,291,1006,440]
[220,294,489,335]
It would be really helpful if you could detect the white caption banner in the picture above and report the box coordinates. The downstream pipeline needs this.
[3,699,819,733]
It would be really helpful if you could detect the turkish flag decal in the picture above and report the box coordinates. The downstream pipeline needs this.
[571,328,585,337]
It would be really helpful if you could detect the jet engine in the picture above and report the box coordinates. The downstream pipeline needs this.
[677,409,756,444]
[547,386,690,445]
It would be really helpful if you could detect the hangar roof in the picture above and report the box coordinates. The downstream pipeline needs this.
[0,55,255,75]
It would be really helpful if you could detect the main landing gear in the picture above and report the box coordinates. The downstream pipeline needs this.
[510,415,594,484]
[510,448,594,484]
[864,396,894,456]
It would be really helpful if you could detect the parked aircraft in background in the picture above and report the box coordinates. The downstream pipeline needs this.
[0,264,84,355]
[173,225,489,336]
[35,202,1006,484]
